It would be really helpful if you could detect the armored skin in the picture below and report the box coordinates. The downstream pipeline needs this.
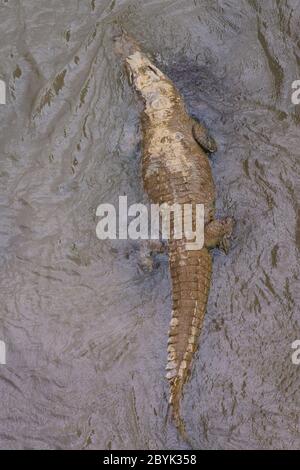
[115,33,233,433]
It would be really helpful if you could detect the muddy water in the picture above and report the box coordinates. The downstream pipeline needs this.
[0,0,299,450]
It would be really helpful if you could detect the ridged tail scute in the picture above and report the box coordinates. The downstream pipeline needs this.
[166,240,212,433]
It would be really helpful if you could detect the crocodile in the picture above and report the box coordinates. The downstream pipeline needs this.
[114,33,233,434]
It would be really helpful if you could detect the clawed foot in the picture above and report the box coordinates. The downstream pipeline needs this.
[139,256,154,272]
[218,217,234,254]
[204,217,234,253]
[138,240,167,272]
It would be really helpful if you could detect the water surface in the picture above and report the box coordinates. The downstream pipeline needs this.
[0,0,299,449]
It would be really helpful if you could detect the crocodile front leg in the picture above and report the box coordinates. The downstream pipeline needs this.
[192,118,218,153]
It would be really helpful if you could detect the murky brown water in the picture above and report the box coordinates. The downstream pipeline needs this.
[0,0,299,450]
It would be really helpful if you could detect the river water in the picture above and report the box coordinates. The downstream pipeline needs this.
[0,0,299,450]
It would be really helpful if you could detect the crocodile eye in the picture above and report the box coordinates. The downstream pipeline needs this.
[175,132,183,141]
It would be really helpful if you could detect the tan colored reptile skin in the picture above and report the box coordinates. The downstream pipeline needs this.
[116,41,231,434]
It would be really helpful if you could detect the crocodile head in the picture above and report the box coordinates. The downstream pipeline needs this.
[114,32,176,119]
[113,30,142,61]
[114,32,161,87]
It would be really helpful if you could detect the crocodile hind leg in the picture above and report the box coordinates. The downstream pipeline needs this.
[192,118,218,153]
[138,239,167,271]
[204,217,234,253]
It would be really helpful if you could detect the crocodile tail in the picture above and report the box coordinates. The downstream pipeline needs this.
[166,239,212,434]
